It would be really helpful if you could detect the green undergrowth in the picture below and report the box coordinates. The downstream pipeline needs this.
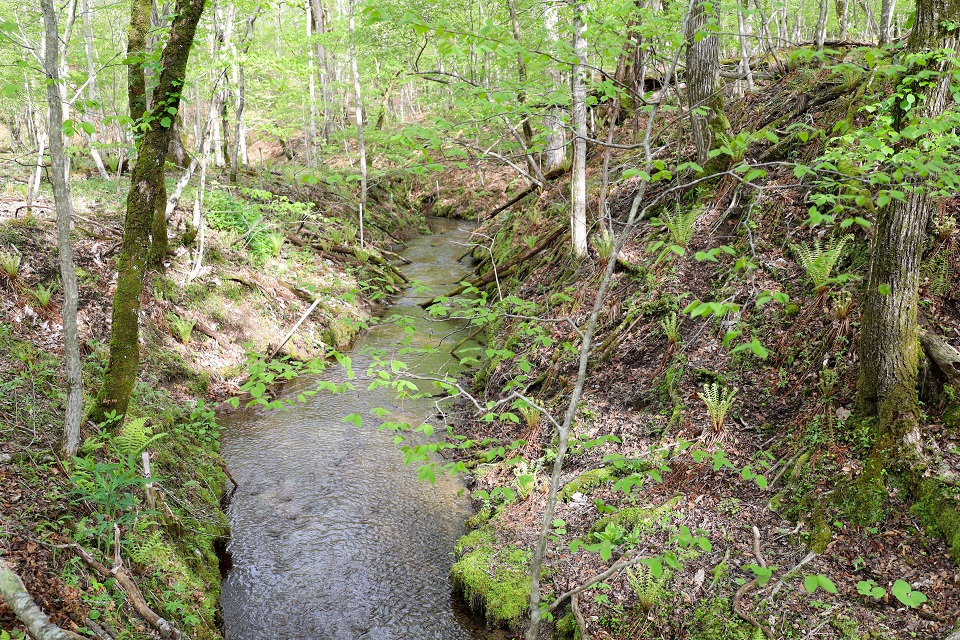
[589,496,682,535]
[450,523,535,630]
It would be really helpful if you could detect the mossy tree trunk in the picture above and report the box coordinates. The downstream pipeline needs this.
[92,0,206,424]
[854,0,960,513]
[684,0,730,171]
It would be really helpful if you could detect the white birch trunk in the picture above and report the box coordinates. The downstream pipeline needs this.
[570,1,588,258]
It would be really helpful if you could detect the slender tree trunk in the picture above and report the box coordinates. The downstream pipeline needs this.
[82,0,111,180]
[854,0,960,512]
[685,0,729,169]
[738,0,755,92]
[348,0,367,246]
[93,0,206,424]
[40,0,82,458]
[880,0,896,43]
[541,0,566,173]
[816,0,829,49]
[126,0,152,128]
[570,1,588,258]
[836,0,849,39]
[306,0,318,165]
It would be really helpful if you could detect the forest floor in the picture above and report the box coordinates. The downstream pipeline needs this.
[437,60,960,640]
[0,162,425,638]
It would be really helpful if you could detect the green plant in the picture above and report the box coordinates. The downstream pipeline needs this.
[0,249,20,279]
[698,382,737,433]
[791,235,852,293]
[167,313,195,344]
[591,229,615,262]
[891,579,928,607]
[28,282,56,308]
[661,312,681,345]
[626,563,669,611]
[656,205,700,248]
[522,234,538,249]
[266,231,285,258]
[855,579,886,599]
[113,417,166,456]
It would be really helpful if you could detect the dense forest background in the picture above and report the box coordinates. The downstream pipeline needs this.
[1,0,960,638]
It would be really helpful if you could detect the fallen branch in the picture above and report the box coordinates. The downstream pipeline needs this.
[0,557,83,640]
[74,545,183,640]
[919,328,960,388]
[265,297,322,362]
[547,552,646,612]
[732,527,774,639]
[482,165,569,221]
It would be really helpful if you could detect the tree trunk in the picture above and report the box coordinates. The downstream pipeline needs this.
[540,0,566,173]
[41,0,82,458]
[81,0,111,181]
[854,0,960,515]
[93,0,206,424]
[879,0,897,43]
[348,0,367,247]
[737,0,755,92]
[570,1,588,258]
[685,0,729,170]
[126,0,152,129]
[816,0,829,49]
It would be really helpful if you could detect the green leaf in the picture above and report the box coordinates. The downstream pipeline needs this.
[159,117,172,128]
[891,579,928,607]
[878,283,891,295]
[343,413,363,428]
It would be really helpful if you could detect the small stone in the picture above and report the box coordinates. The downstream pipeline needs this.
[0,453,10,464]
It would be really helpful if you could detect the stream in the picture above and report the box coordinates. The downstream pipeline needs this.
[219,218,499,640]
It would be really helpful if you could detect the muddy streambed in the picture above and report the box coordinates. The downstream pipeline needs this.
[219,218,501,640]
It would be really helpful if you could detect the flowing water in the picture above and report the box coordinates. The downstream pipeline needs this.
[219,218,499,640]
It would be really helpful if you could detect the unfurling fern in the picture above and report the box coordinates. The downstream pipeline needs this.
[791,235,852,293]
[113,417,166,456]
[698,382,737,433]
[626,563,670,612]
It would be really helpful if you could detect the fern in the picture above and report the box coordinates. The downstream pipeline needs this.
[590,229,615,261]
[626,564,671,612]
[113,418,165,456]
[698,382,737,433]
[661,312,681,345]
[0,249,20,279]
[791,235,852,293]
[922,245,952,298]
[129,530,171,566]
[167,313,195,344]
[657,206,700,248]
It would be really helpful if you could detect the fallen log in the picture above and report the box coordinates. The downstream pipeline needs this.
[0,558,82,640]
[920,328,960,389]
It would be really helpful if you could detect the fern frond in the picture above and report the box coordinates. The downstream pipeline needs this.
[113,418,165,456]
[698,382,737,433]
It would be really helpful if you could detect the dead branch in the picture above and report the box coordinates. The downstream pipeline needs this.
[74,545,183,640]
[732,527,774,638]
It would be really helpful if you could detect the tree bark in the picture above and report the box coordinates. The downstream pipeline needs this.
[879,0,897,44]
[540,0,566,173]
[93,0,206,423]
[81,0,111,180]
[41,0,83,458]
[685,0,729,170]
[126,0,152,128]
[570,1,588,258]
[854,0,960,505]
[0,559,72,640]
[348,0,367,247]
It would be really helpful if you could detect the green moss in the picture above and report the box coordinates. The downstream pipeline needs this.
[558,467,614,501]
[465,507,493,531]
[808,501,833,552]
[944,404,960,430]
[450,525,532,630]
[910,477,960,561]
[554,611,581,640]
[590,496,682,534]
[690,595,759,640]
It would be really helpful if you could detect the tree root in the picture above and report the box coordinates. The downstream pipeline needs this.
[732,527,774,638]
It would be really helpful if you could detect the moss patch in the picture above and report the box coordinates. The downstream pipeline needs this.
[450,525,532,630]
[589,496,682,535]
[910,476,960,561]
[559,467,615,501]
